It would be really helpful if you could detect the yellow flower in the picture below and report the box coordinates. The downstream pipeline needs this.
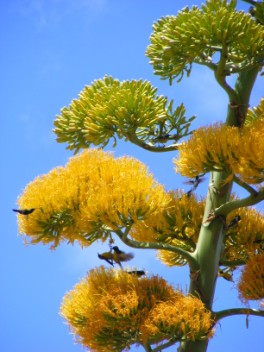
[224,206,264,263]
[236,120,264,183]
[175,120,264,184]
[60,267,176,350]
[17,166,80,248]
[16,149,170,248]
[238,254,264,302]
[175,123,241,179]
[131,191,204,266]
[143,295,213,342]
[157,192,204,266]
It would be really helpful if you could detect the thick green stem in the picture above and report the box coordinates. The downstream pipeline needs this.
[178,339,209,352]
[191,172,233,308]
[176,172,233,352]
[226,67,259,126]
[178,67,259,352]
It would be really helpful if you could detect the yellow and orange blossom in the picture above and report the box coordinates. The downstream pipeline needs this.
[238,254,264,302]
[16,149,170,248]
[60,267,214,351]
[175,114,264,184]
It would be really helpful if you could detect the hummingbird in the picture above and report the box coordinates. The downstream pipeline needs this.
[12,208,40,215]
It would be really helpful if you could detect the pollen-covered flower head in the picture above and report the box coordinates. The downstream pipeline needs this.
[175,123,241,180]
[60,267,214,350]
[143,295,214,342]
[238,254,264,302]
[60,267,176,351]
[16,149,170,248]
[223,205,264,263]
[131,190,204,266]
[175,118,264,184]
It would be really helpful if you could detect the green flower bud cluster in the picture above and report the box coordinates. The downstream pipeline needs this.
[54,76,194,153]
[146,0,264,83]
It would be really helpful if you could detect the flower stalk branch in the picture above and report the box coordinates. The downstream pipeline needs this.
[115,229,199,271]
[214,308,264,322]
[214,189,264,216]
[233,175,258,196]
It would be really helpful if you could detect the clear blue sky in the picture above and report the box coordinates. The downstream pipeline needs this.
[1,1,263,351]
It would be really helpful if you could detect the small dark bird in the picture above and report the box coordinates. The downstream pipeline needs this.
[218,269,234,282]
[98,252,114,266]
[126,270,145,277]
[12,208,38,215]
[112,246,134,268]
[98,246,134,268]
[225,215,241,230]
[185,176,205,197]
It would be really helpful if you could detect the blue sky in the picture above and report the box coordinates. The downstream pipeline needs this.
[1,0,264,351]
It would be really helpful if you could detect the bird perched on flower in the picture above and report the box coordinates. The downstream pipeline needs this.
[225,215,241,230]
[98,246,134,268]
[126,270,145,277]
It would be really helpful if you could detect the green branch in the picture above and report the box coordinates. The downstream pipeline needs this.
[194,56,217,71]
[214,307,264,322]
[214,44,238,101]
[115,229,199,270]
[233,176,258,196]
[215,189,264,216]
[126,132,181,152]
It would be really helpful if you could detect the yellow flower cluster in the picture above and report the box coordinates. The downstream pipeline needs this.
[157,192,205,266]
[131,191,203,241]
[130,191,204,266]
[17,149,170,248]
[131,191,204,266]
[224,206,264,263]
[238,254,264,302]
[175,124,240,179]
[175,118,264,184]
[60,267,213,350]
[144,296,213,342]
[131,190,264,266]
